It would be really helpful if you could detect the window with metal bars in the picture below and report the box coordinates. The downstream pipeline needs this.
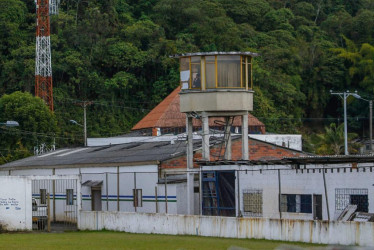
[40,189,46,205]
[335,188,368,212]
[133,189,143,207]
[66,189,74,205]
[243,189,262,217]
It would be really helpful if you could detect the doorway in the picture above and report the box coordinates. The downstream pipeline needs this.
[91,188,102,211]
[202,171,236,217]
[313,194,322,220]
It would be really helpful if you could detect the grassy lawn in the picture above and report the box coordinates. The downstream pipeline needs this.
[0,231,323,250]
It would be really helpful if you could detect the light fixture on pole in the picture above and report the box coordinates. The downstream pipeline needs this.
[0,121,20,127]
[330,90,361,155]
[70,119,87,147]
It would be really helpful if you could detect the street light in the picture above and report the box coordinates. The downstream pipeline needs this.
[0,121,19,127]
[330,90,361,155]
[70,119,87,147]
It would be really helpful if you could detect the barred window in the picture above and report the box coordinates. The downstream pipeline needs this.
[133,189,143,207]
[335,188,368,212]
[40,189,47,205]
[281,194,312,213]
[243,189,262,217]
[66,189,74,205]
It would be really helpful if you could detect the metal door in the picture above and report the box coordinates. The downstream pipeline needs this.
[313,194,322,220]
[91,188,102,211]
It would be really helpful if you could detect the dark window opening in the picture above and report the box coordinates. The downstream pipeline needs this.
[281,194,312,213]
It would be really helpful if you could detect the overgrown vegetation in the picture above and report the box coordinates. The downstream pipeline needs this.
[1,0,374,161]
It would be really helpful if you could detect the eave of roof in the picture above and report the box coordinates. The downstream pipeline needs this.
[171,51,260,58]
[197,154,374,166]
[132,87,265,130]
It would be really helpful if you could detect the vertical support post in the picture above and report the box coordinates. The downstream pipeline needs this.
[106,172,108,211]
[370,100,372,151]
[202,112,210,161]
[199,167,202,215]
[47,192,51,232]
[117,166,120,211]
[224,117,232,160]
[83,103,87,147]
[201,56,206,90]
[187,116,194,215]
[344,92,348,155]
[322,165,330,220]
[155,187,158,213]
[245,56,248,91]
[134,172,137,212]
[77,176,82,230]
[237,170,240,217]
[278,169,282,220]
[52,168,56,222]
[242,112,249,160]
[165,173,168,214]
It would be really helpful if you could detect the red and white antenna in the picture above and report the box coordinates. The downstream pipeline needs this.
[35,0,59,111]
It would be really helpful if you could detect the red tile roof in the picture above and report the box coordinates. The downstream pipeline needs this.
[132,86,265,131]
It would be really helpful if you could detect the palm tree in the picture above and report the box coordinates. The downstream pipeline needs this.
[315,123,358,155]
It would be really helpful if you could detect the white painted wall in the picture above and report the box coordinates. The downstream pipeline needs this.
[201,164,374,221]
[249,134,302,151]
[79,211,374,247]
[1,165,183,216]
[88,134,200,146]
[0,176,32,231]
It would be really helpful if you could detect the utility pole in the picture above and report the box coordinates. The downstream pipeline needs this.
[358,98,373,152]
[370,100,372,152]
[330,90,361,155]
[74,101,93,146]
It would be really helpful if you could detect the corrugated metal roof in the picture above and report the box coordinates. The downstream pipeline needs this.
[0,137,305,169]
[170,51,260,58]
[0,141,188,169]
[132,86,265,130]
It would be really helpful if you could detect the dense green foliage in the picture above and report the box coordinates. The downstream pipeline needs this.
[1,0,374,159]
[0,92,57,163]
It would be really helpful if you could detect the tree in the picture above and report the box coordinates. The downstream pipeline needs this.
[0,92,58,162]
[314,123,358,155]
[332,36,374,93]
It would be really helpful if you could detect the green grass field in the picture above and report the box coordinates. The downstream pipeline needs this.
[0,231,323,250]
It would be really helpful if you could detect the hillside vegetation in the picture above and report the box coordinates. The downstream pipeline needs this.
[0,0,374,161]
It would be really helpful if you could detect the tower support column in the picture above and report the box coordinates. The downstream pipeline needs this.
[242,112,249,160]
[224,117,232,160]
[202,112,210,161]
[186,116,194,214]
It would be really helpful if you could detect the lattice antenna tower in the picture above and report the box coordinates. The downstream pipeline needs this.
[35,0,59,111]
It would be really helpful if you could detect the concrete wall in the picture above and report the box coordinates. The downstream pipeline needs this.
[0,176,32,231]
[1,165,183,216]
[180,91,253,112]
[249,134,302,151]
[79,211,374,247]
[202,164,374,221]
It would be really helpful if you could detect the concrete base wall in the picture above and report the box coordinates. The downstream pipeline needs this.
[0,176,32,231]
[79,211,374,247]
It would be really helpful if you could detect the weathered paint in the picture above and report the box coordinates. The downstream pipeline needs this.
[79,211,374,247]
[0,176,32,231]
[249,134,302,151]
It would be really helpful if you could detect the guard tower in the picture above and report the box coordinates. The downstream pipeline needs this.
[173,51,258,214]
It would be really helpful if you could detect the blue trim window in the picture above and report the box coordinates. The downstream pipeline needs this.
[66,189,74,205]
[281,194,312,213]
